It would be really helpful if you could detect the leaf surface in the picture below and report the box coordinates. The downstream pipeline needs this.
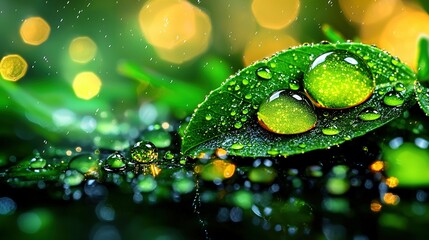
[182,42,416,157]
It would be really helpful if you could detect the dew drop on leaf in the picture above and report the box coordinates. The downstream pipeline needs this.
[255,67,272,80]
[131,141,158,163]
[29,156,47,169]
[304,50,375,109]
[322,126,340,136]
[358,108,381,121]
[230,143,244,150]
[257,90,317,134]
[383,91,404,106]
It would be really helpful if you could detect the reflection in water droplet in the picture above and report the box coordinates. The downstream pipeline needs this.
[104,152,126,172]
[29,156,47,169]
[255,67,272,80]
[358,108,381,121]
[131,141,158,163]
[257,90,317,134]
[304,50,374,109]
[383,91,404,106]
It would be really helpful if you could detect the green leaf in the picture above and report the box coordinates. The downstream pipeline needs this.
[181,42,416,158]
[415,81,429,116]
[417,35,429,81]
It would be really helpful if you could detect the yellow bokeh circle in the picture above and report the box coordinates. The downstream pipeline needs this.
[243,30,299,66]
[69,36,97,63]
[251,0,300,30]
[20,17,51,46]
[138,0,212,64]
[0,54,28,81]
[72,72,102,100]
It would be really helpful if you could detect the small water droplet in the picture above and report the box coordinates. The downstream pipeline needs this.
[257,90,317,134]
[29,156,47,169]
[234,122,243,129]
[131,141,158,163]
[256,67,272,80]
[267,148,279,156]
[205,114,212,121]
[322,126,340,135]
[289,79,300,90]
[242,79,249,85]
[104,152,126,172]
[394,82,405,92]
[358,108,381,121]
[245,94,252,100]
[304,50,375,109]
[383,91,404,106]
[230,143,244,150]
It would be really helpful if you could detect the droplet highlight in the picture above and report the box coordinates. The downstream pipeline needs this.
[257,90,317,134]
[303,50,375,109]
[104,152,127,172]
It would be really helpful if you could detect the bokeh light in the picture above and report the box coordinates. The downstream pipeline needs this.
[243,29,299,66]
[0,54,28,81]
[339,0,400,25]
[251,0,300,30]
[19,16,50,46]
[138,0,212,64]
[69,36,97,63]
[72,72,102,100]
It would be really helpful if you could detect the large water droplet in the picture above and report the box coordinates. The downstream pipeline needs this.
[358,108,381,121]
[68,154,99,176]
[257,90,317,134]
[322,126,340,136]
[383,91,404,106]
[104,152,126,172]
[303,50,375,109]
[131,141,158,163]
[255,67,272,80]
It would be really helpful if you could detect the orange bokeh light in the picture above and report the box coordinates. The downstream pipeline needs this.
[20,16,51,46]
[251,0,300,30]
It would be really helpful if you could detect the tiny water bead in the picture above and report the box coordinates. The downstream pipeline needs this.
[255,67,272,80]
[29,156,47,169]
[257,90,317,135]
[131,141,158,163]
[358,108,381,121]
[104,152,126,172]
[322,127,340,136]
[303,50,375,109]
[383,91,404,106]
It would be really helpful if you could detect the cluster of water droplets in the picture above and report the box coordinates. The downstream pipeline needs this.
[249,47,410,142]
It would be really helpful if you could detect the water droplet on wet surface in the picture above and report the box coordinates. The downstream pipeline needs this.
[131,141,158,163]
[29,156,47,169]
[104,152,126,172]
[257,90,317,134]
[303,50,375,109]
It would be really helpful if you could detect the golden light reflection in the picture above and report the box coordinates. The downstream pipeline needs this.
[383,192,400,205]
[198,159,236,181]
[370,160,384,172]
[370,200,382,212]
[20,16,51,46]
[215,148,227,159]
[0,54,28,81]
[339,0,400,25]
[150,164,162,177]
[385,176,399,188]
[66,150,73,156]
[69,36,97,63]
[243,30,299,66]
[72,72,102,100]
[377,5,429,69]
[251,0,300,30]
[138,0,212,64]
